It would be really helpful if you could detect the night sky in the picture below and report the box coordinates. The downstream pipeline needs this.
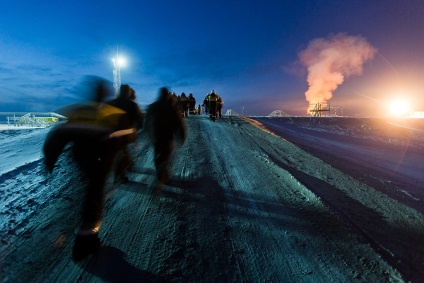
[1,1,423,116]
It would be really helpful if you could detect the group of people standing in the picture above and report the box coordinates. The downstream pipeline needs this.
[203,90,224,122]
[171,90,225,122]
[172,92,198,117]
[43,79,186,262]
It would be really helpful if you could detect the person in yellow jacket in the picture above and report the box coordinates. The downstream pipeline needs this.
[43,77,133,262]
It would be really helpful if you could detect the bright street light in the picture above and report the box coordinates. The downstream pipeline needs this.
[112,57,126,68]
[112,46,126,96]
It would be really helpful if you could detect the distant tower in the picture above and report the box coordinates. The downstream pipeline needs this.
[112,46,121,96]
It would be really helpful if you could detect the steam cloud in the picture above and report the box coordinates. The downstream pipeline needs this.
[299,33,377,105]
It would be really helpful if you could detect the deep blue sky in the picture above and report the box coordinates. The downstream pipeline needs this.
[1,1,423,116]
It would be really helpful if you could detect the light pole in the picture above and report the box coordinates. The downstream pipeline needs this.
[240,106,245,116]
[112,46,126,96]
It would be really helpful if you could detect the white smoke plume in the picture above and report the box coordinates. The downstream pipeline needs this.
[299,33,377,105]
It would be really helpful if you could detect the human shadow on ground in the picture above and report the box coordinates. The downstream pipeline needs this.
[158,160,423,282]
[83,245,164,282]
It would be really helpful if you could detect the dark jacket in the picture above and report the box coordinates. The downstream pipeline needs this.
[144,90,186,145]
[107,97,144,130]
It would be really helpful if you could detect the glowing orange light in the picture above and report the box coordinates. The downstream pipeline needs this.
[388,99,409,117]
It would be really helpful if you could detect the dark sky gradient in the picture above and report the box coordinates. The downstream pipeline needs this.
[1,1,423,116]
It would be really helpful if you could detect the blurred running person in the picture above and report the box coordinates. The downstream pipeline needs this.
[108,84,144,183]
[43,77,131,262]
[144,87,186,190]
[180,92,189,117]
[188,93,196,115]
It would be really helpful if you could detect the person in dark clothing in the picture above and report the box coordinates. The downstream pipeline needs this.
[43,77,130,262]
[180,92,189,117]
[216,93,224,119]
[208,90,218,122]
[107,84,144,183]
[144,87,186,189]
[188,93,196,115]
[175,93,182,116]
[203,93,211,115]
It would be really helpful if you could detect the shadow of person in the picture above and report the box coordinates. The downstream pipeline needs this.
[83,246,163,282]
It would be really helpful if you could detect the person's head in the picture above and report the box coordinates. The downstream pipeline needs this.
[80,76,113,103]
[129,88,136,100]
[91,78,115,103]
[119,84,132,99]
[158,87,171,101]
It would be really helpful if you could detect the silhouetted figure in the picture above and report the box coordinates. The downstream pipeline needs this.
[216,92,224,119]
[208,90,218,122]
[144,87,186,189]
[43,77,129,262]
[203,92,211,115]
[180,92,189,117]
[188,93,196,115]
[175,94,182,115]
[108,84,144,183]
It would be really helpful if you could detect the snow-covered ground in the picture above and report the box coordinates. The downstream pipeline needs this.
[0,125,49,175]
[1,116,423,282]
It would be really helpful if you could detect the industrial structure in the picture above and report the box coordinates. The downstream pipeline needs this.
[308,102,343,117]
[0,112,65,128]
[268,110,289,117]
[225,109,239,116]
[308,102,330,117]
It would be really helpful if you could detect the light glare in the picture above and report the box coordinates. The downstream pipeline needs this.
[113,57,126,67]
[388,100,409,117]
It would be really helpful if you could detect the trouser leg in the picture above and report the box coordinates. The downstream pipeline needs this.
[115,146,133,182]
[154,140,173,184]
[78,150,115,235]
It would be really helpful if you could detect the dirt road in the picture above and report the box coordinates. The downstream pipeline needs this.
[2,116,423,282]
